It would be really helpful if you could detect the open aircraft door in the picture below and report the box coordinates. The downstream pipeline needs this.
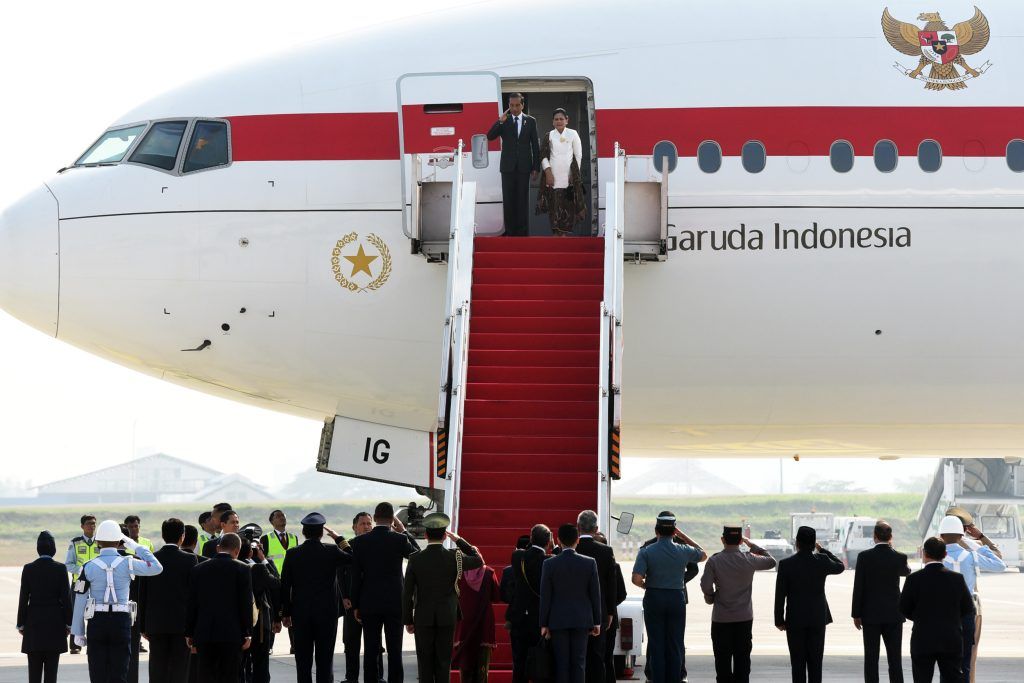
[397,72,502,256]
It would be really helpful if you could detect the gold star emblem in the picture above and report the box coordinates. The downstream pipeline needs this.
[344,244,378,277]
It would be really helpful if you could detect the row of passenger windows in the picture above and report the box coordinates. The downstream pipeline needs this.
[697,140,1024,174]
[76,119,229,173]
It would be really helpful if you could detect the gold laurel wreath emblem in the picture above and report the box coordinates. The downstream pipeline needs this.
[331,232,392,293]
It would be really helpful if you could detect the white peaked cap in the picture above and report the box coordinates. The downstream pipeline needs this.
[95,520,124,542]
[938,515,965,535]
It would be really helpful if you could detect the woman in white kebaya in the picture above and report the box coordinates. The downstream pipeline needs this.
[537,108,586,236]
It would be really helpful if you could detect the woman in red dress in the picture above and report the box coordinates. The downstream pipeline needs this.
[453,551,502,683]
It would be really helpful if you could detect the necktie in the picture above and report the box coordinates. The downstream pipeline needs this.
[514,116,520,137]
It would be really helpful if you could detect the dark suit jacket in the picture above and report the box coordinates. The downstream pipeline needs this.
[899,563,974,656]
[402,539,481,627]
[507,546,546,624]
[486,114,541,173]
[17,557,72,653]
[349,526,418,617]
[576,536,616,621]
[851,544,911,624]
[539,549,602,631]
[250,561,281,645]
[500,565,515,605]
[186,553,254,645]
[774,548,845,628]
[139,544,199,635]
[280,538,351,621]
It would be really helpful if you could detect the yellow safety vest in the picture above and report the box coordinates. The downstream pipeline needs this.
[199,531,211,548]
[71,537,100,580]
[264,531,298,575]
[125,536,155,555]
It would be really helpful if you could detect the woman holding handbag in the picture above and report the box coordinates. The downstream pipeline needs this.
[537,109,586,236]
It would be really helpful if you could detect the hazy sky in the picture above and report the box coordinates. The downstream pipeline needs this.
[0,1,937,493]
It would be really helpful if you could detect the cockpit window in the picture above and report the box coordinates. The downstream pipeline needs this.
[76,125,147,165]
[129,120,189,171]
[182,120,229,173]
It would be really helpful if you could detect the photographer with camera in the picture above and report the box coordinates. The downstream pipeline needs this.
[239,523,281,683]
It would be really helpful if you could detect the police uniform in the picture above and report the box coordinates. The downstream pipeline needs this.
[71,520,163,683]
[65,533,99,653]
[402,513,482,683]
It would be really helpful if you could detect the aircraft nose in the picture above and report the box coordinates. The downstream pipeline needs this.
[0,185,60,337]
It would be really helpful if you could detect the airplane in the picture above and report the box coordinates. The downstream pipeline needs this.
[1,0,1023,504]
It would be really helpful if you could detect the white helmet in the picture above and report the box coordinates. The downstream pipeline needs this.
[95,520,124,542]
[938,515,965,535]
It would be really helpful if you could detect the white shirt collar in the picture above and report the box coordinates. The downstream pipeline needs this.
[924,560,944,566]
[531,545,546,553]
[579,534,593,539]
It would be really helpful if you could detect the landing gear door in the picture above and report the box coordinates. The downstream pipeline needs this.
[397,72,501,248]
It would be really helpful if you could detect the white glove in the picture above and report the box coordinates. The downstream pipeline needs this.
[74,635,87,647]
[122,535,140,552]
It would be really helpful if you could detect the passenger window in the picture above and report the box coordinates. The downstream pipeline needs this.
[129,121,188,171]
[183,120,230,173]
[1007,139,1024,172]
[741,141,765,173]
[697,141,721,173]
[830,140,854,173]
[918,140,942,173]
[873,140,898,173]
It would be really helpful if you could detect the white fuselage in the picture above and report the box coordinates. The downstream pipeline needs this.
[2,0,1023,459]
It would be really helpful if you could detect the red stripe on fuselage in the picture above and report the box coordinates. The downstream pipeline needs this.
[226,107,1024,161]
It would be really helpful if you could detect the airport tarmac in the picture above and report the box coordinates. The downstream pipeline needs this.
[0,564,1020,681]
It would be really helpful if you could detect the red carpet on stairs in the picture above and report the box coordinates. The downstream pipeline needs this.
[456,236,603,677]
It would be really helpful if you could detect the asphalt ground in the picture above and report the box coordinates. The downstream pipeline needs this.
[0,564,1020,681]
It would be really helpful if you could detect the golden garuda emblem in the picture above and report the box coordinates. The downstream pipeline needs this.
[331,232,392,293]
[882,6,991,90]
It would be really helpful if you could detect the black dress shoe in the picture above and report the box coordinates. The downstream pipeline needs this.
[69,645,81,655]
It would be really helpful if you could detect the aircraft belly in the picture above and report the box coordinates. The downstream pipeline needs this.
[621,207,1024,458]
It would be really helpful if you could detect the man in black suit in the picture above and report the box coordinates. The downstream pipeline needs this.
[774,526,845,683]
[501,536,529,608]
[899,537,975,683]
[281,512,353,683]
[238,523,281,683]
[508,524,551,683]
[340,511,383,683]
[486,92,541,236]
[540,524,603,683]
[575,511,617,683]
[139,518,199,683]
[349,502,419,683]
[186,532,254,683]
[852,520,911,683]
[18,531,72,683]
[402,513,482,683]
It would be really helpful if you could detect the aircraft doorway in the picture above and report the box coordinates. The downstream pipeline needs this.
[501,79,597,236]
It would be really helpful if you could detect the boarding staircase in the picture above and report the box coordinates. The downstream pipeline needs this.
[435,143,626,680]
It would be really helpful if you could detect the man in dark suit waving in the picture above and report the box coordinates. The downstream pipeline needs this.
[540,524,603,683]
[899,537,975,682]
[851,520,911,683]
[575,511,617,683]
[486,92,541,236]
[349,502,420,683]
[139,518,199,683]
[280,512,353,683]
[774,526,845,683]
[186,533,254,683]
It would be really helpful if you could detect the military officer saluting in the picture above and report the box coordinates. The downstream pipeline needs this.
[71,519,163,682]
[402,513,482,683]
[65,514,99,654]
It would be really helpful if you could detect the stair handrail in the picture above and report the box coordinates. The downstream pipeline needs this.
[438,140,476,532]
[597,143,626,529]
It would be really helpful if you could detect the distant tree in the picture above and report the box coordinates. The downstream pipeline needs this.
[805,479,865,493]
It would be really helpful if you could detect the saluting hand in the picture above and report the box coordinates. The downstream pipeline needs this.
[406,624,415,634]
[242,637,251,651]
[499,108,510,123]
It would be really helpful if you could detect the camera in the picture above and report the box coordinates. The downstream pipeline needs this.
[239,523,264,545]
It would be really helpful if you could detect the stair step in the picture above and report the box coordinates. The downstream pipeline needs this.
[459,508,590,528]
[473,284,604,301]
[472,300,598,318]
[464,400,597,419]
[470,349,599,368]
[468,333,599,351]
[468,366,597,384]
[474,236,603,253]
[466,383,597,401]
[461,470,596,489]
[461,453,598,472]
[473,268,604,285]
[464,417,596,437]
[472,316,599,334]
[474,251,604,269]
[460,489,596,509]
[461,435,598,455]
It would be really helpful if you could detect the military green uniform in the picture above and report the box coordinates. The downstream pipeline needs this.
[401,515,482,683]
